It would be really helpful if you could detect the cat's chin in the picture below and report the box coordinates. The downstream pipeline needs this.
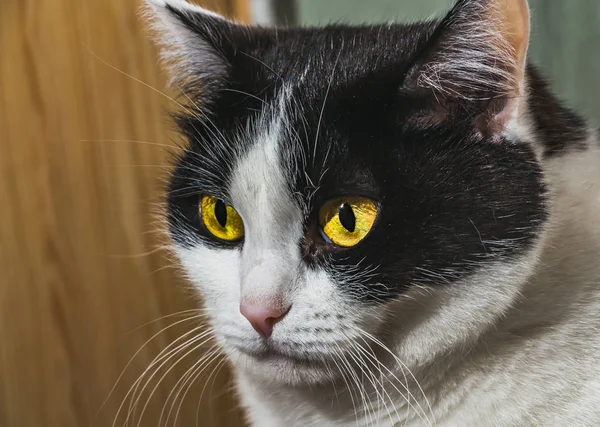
[228,347,340,386]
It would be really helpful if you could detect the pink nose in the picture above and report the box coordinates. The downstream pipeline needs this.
[240,304,290,339]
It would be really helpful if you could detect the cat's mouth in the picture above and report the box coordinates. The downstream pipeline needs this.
[232,343,342,385]
[224,336,363,384]
[233,343,328,366]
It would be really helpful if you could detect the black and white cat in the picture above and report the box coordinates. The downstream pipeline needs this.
[144,0,600,425]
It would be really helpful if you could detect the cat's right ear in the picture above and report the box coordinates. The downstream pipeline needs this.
[401,0,530,138]
[143,0,246,103]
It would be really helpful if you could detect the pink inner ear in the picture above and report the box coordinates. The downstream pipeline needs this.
[490,134,503,144]
[473,96,518,141]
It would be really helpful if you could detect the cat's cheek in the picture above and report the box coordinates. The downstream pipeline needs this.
[292,268,391,344]
[173,243,242,312]
[383,249,544,369]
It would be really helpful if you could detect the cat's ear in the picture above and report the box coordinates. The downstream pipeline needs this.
[403,0,530,138]
[143,0,246,102]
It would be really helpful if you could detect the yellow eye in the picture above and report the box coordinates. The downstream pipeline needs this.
[200,195,244,242]
[319,197,378,247]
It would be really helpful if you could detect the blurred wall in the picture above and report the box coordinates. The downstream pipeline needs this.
[527,0,600,120]
[293,0,600,122]
[0,0,246,426]
[296,0,453,23]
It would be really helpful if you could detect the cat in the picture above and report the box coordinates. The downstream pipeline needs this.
[143,0,600,425]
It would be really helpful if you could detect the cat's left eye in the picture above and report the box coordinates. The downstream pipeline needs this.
[319,197,378,247]
[200,195,244,242]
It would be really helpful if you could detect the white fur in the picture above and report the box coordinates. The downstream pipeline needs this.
[145,0,224,19]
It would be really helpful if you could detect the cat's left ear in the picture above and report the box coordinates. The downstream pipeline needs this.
[403,0,530,138]
[143,0,250,104]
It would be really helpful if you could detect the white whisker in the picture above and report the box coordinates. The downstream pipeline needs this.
[98,314,204,426]
[312,44,343,162]
[356,328,437,426]
[128,332,215,427]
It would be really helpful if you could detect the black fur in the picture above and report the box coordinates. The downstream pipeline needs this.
[526,67,588,156]
[164,1,588,302]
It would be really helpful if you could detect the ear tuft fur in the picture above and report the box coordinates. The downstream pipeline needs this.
[409,0,530,101]
[142,0,235,103]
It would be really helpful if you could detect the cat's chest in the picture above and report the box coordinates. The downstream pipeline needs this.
[235,354,600,427]
[238,390,506,427]
[235,370,516,427]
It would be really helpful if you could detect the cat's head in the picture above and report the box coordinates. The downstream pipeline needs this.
[145,0,547,385]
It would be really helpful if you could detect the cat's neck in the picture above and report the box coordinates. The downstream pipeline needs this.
[505,129,600,328]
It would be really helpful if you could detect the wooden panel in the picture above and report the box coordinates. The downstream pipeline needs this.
[0,0,246,426]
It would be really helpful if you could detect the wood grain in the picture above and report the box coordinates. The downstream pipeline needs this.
[0,0,246,426]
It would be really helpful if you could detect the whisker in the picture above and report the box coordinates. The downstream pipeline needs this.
[161,345,222,427]
[82,44,197,117]
[158,348,214,427]
[114,328,213,427]
[99,246,169,259]
[128,332,215,427]
[127,310,206,334]
[345,342,381,427]
[195,353,228,427]
[330,346,360,427]
[81,139,176,150]
[173,83,233,155]
[313,44,343,162]
[333,342,368,426]
[351,341,396,425]
[148,264,178,275]
[352,340,404,426]
[353,335,428,425]
[97,314,203,426]
[220,88,269,106]
[239,51,285,85]
[356,328,436,426]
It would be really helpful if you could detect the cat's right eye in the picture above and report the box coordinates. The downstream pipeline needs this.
[319,197,378,247]
[200,195,245,242]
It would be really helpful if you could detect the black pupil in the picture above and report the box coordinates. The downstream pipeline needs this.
[214,200,227,228]
[338,203,356,232]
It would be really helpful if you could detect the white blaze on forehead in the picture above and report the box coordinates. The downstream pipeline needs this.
[228,89,304,306]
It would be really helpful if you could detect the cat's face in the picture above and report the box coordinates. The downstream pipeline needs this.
[147,0,546,385]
